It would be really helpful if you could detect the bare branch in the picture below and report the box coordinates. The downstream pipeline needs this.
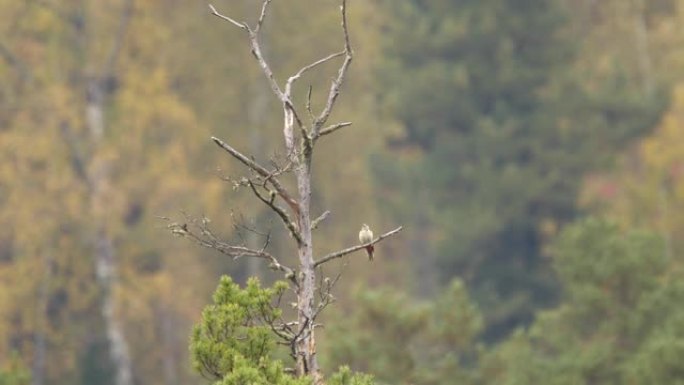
[312,0,353,137]
[313,273,340,320]
[209,4,248,30]
[246,180,303,245]
[340,1,352,54]
[313,261,346,321]
[286,100,308,151]
[212,136,272,175]
[314,226,403,268]
[209,3,313,157]
[284,51,346,151]
[306,86,314,121]
[285,51,345,98]
[316,122,352,139]
[248,30,284,98]
[166,216,298,285]
[211,136,299,212]
[311,211,331,231]
[255,0,272,32]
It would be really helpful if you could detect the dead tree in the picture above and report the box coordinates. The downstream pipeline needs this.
[168,1,402,383]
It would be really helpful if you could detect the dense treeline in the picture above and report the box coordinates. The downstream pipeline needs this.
[1,0,684,384]
[373,0,667,341]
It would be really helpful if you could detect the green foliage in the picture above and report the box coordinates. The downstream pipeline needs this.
[328,366,375,385]
[0,355,30,385]
[3,0,684,383]
[190,276,307,385]
[79,339,115,385]
[326,218,684,384]
[553,219,666,316]
[374,0,665,341]
[191,277,377,384]
[625,310,684,384]
[479,218,684,384]
[325,280,481,385]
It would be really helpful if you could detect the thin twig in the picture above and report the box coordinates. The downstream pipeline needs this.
[209,4,284,101]
[312,0,353,137]
[247,29,284,99]
[255,0,272,32]
[313,274,340,320]
[316,122,352,140]
[311,211,331,231]
[313,226,403,267]
[211,137,271,176]
[247,180,303,245]
[209,4,247,29]
[211,136,300,213]
[284,51,346,151]
[306,86,314,121]
[166,216,298,285]
[285,51,345,97]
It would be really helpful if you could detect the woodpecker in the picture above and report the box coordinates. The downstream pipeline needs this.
[358,224,374,261]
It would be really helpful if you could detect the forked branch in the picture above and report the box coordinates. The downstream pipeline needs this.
[167,217,297,285]
[209,2,284,101]
[208,4,248,30]
[285,51,345,98]
[246,180,303,245]
[312,0,353,138]
[255,0,272,32]
[211,136,299,212]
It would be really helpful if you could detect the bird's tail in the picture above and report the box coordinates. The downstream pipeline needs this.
[366,245,375,261]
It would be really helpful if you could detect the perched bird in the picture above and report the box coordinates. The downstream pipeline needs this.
[358,224,374,261]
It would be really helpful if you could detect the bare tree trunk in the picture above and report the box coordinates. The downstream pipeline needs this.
[294,157,321,381]
[87,80,134,385]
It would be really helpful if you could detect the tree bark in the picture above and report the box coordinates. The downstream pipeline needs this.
[294,157,321,382]
[87,80,134,385]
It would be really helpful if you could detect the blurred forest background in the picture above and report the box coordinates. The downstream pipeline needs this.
[2,0,684,384]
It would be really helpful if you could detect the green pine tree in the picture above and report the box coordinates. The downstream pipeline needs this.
[191,277,376,385]
[373,0,664,340]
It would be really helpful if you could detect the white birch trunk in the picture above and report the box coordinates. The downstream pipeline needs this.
[86,80,134,385]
